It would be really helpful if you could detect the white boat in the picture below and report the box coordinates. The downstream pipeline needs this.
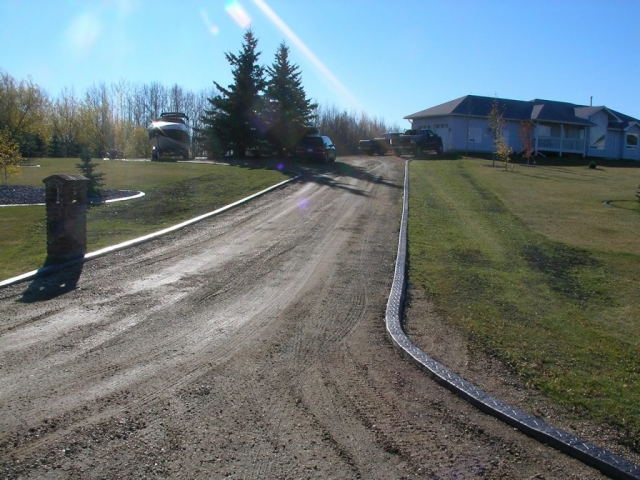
[148,112,191,160]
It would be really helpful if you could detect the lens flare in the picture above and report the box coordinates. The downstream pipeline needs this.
[252,0,362,112]
[297,197,309,210]
[200,10,220,36]
[66,12,103,57]
[225,0,252,29]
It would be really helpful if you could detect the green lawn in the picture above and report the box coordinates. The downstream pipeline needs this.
[1,158,291,280]
[408,158,640,451]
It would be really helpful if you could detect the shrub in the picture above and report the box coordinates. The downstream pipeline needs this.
[588,160,597,169]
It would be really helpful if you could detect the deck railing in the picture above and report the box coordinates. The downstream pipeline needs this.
[537,136,584,153]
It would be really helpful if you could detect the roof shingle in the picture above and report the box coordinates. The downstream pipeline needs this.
[405,95,638,129]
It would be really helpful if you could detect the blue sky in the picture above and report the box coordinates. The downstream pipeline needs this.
[2,0,639,127]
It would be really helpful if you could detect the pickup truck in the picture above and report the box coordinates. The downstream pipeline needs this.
[358,132,401,156]
[397,129,444,157]
[359,129,443,157]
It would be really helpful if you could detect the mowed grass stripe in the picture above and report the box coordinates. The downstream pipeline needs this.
[408,159,639,451]
[1,158,291,280]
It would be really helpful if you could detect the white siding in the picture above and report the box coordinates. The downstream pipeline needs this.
[605,131,622,159]
[587,111,609,158]
[409,109,638,160]
[623,125,640,160]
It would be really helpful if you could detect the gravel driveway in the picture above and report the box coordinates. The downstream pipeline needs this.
[0,156,620,478]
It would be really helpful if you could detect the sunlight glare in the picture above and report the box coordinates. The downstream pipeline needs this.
[200,10,221,36]
[252,0,362,112]
[225,0,252,29]
[65,12,103,57]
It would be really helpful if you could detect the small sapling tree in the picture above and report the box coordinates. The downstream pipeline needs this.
[519,120,534,166]
[487,98,505,167]
[76,147,105,199]
[497,139,512,170]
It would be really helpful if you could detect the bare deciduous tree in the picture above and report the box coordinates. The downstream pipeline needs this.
[0,70,49,155]
[51,87,82,157]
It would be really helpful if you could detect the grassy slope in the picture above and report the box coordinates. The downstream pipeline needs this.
[408,159,640,450]
[1,158,291,280]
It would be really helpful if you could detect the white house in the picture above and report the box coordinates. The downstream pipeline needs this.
[405,95,640,160]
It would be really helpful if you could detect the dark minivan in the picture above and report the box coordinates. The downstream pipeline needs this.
[296,135,336,163]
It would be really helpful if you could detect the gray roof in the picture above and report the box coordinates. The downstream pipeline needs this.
[405,95,532,121]
[405,95,639,128]
[43,174,89,184]
[528,99,594,126]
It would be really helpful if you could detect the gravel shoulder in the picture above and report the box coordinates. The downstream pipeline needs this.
[0,156,618,478]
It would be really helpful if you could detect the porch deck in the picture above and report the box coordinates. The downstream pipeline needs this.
[536,136,585,155]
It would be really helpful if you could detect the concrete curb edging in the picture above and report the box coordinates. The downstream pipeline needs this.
[385,159,640,480]
[0,190,146,208]
[0,173,300,288]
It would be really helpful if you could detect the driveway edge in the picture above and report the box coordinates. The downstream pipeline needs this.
[385,159,640,480]
[0,173,300,288]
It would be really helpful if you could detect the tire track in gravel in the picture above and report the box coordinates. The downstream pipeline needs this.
[227,161,406,479]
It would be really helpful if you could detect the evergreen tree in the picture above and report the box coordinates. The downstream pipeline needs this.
[19,132,47,158]
[200,29,266,159]
[76,147,105,199]
[48,132,63,158]
[264,42,317,156]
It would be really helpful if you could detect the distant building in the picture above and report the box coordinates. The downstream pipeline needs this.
[405,95,640,160]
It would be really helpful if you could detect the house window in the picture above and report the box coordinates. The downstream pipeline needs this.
[626,133,638,148]
[538,125,551,137]
[564,126,582,139]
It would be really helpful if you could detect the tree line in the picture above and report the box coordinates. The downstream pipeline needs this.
[0,30,398,164]
[0,70,216,159]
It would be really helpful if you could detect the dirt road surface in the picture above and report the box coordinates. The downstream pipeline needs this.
[0,156,622,478]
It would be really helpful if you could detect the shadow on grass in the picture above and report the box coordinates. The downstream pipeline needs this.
[19,256,84,303]
[462,154,640,169]
[412,152,466,161]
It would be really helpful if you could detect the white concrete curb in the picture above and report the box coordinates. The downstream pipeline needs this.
[0,173,299,288]
[0,191,145,208]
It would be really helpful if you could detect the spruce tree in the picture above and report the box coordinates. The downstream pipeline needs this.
[200,29,266,159]
[48,132,62,158]
[76,147,105,199]
[264,42,317,156]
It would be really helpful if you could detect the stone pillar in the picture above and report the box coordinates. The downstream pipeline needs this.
[43,174,90,260]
